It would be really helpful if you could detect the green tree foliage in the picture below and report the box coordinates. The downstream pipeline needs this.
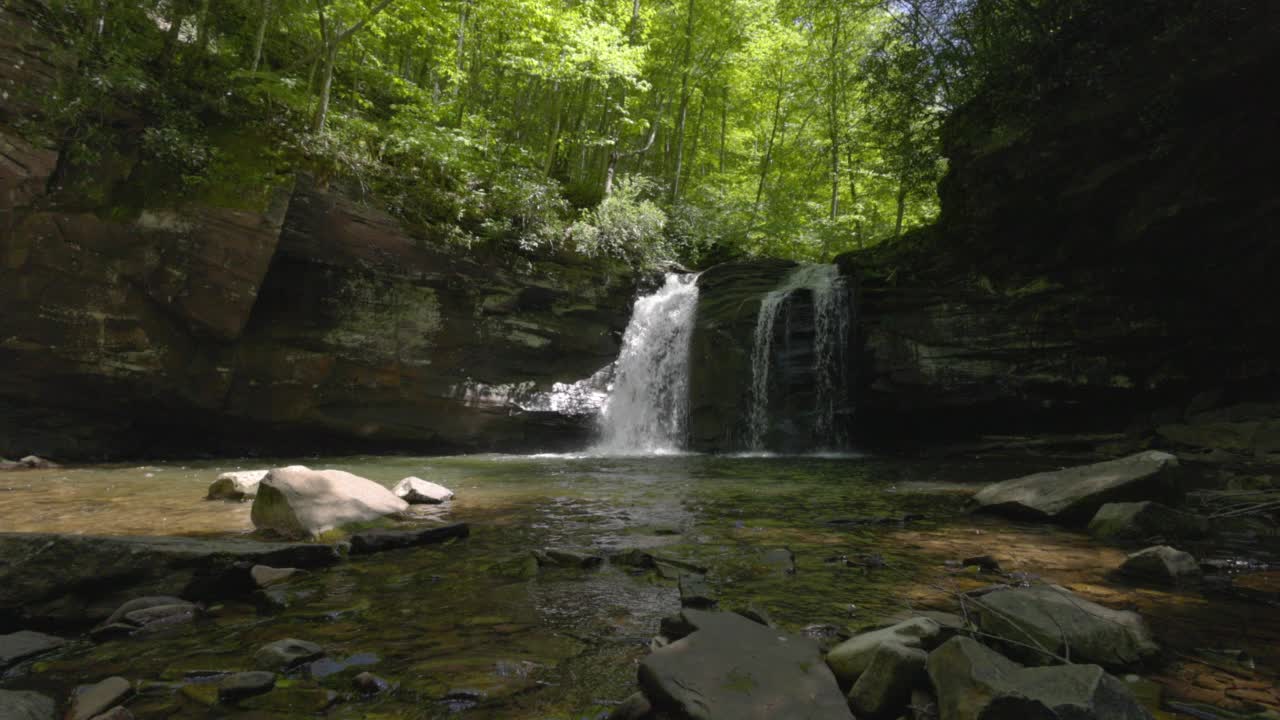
[35,0,1048,267]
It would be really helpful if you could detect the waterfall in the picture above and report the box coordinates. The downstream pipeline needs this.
[594,273,700,454]
[747,263,851,451]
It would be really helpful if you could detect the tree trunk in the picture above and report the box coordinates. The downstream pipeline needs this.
[160,9,184,66]
[748,89,784,232]
[250,0,272,72]
[670,0,696,202]
[312,42,338,132]
[196,0,211,53]
[893,176,908,238]
[719,88,728,174]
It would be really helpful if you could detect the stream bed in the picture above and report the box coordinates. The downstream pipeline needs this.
[1,454,1277,718]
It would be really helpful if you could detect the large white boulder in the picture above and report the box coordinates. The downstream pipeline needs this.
[250,466,408,539]
[973,451,1183,523]
[392,476,454,504]
[206,469,272,501]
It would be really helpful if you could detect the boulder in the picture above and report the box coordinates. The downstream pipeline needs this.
[826,616,947,686]
[0,690,56,720]
[973,451,1183,523]
[969,585,1159,670]
[848,642,928,719]
[1119,546,1201,584]
[206,470,269,501]
[638,609,853,719]
[254,638,325,671]
[66,677,132,720]
[1087,502,1210,542]
[392,477,454,504]
[926,637,1153,720]
[0,630,66,670]
[348,523,470,554]
[250,466,408,539]
[217,671,277,703]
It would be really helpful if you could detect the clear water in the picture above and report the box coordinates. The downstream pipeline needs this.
[1,454,1276,718]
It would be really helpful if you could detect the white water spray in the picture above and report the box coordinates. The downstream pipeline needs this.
[594,273,700,454]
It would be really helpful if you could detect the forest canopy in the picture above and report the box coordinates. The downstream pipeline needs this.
[36,0,1068,267]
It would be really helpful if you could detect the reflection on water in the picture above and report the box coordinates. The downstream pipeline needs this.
[0,454,1276,718]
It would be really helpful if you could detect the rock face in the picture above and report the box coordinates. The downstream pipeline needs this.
[638,609,852,720]
[1119,546,1200,585]
[972,452,1183,523]
[926,637,1153,720]
[392,477,454,504]
[0,533,338,630]
[207,470,269,501]
[250,466,408,539]
[1088,502,1209,542]
[686,260,855,452]
[969,585,1159,670]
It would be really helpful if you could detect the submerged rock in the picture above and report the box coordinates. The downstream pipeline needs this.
[532,548,604,569]
[678,574,717,609]
[0,533,339,629]
[206,470,269,501]
[66,677,132,720]
[392,477,454,504]
[0,689,56,720]
[973,451,1183,523]
[1088,501,1210,542]
[349,523,470,554]
[638,609,852,719]
[352,672,390,695]
[254,639,325,671]
[848,641,928,719]
[217,672,277,703]
[250,466,408,539]
[969,585,1159,670]
[926,637,1153,720]
[826,616,947,686]
[1119,546,1201,584]
[0,630,66,670]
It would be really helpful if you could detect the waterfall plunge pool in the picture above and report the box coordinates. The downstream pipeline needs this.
[3,453,1277,718]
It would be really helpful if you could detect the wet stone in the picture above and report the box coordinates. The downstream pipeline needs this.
[0,689,56,720]
[67,677,132,720]
[533,548,604,569]
[103,597,188,626]
[250,565,302,588]
[254,638,325,671]
[217,671,276,703]
[0,630,66,670]
[678,574,717,608]
[348,523,470,554]
[86,708,133,720]
[353,671,390,695]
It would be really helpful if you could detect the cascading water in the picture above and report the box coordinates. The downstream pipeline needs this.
[594,273,700,454]
[747,263,852,451]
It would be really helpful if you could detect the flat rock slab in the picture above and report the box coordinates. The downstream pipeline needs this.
[639,609,853,720]
[0,689,56,720]
[67,677,131,720]
[255,639,325,671]
[969,585,1159,670]
[973,451,1183,523]
[348,523,470,554]
[927,637,1152,720]
[0,630,66,670]
[217,671,277,702]
[0,533,339,629]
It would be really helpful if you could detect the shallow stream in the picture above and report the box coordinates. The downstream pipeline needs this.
[1,454,1276,718]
